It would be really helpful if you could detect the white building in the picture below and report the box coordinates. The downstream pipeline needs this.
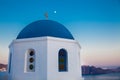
[8,20,83,80]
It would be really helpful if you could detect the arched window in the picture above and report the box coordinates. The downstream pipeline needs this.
[25,49,35,72]
[58,49,68,72]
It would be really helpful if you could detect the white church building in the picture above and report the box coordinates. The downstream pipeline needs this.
[8,20,83,80]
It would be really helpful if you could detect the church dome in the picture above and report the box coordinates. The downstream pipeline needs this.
[17,20,74,40]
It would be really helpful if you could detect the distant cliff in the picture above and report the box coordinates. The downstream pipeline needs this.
[82,65,120,75]
[0,64,7,72]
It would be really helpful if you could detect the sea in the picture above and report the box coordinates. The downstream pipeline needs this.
[0,72,8,80]
[83,73,120,80]
[0,72,120,80]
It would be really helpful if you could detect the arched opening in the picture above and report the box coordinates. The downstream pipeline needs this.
[58,48,68,72]
[25,49,35,72]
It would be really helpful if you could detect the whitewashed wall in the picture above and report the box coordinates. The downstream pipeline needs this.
[47,37,83,80]
[9,37,47,80]
[9,37,83,80]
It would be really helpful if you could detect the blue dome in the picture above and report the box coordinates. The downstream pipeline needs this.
[17,20,74,40]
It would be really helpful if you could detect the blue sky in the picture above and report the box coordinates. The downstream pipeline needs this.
[0,0,120,67]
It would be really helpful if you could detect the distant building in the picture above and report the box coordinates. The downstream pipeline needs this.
[0,68,6,72]
[8,20,83,80]
[0,64,7,72]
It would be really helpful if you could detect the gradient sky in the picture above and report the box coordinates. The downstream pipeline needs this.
[0,0,120,67]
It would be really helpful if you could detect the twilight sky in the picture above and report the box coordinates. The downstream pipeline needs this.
[0,0,120,67]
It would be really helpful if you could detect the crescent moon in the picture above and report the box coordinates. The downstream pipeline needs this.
[54,11,56,13]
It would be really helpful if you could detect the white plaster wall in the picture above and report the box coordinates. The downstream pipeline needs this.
[47,37,83,80]
[9,37,83,80]
[9,37,48,80]
[9,45,14,80]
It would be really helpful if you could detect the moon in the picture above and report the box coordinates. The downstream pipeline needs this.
[54,11,56,13]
